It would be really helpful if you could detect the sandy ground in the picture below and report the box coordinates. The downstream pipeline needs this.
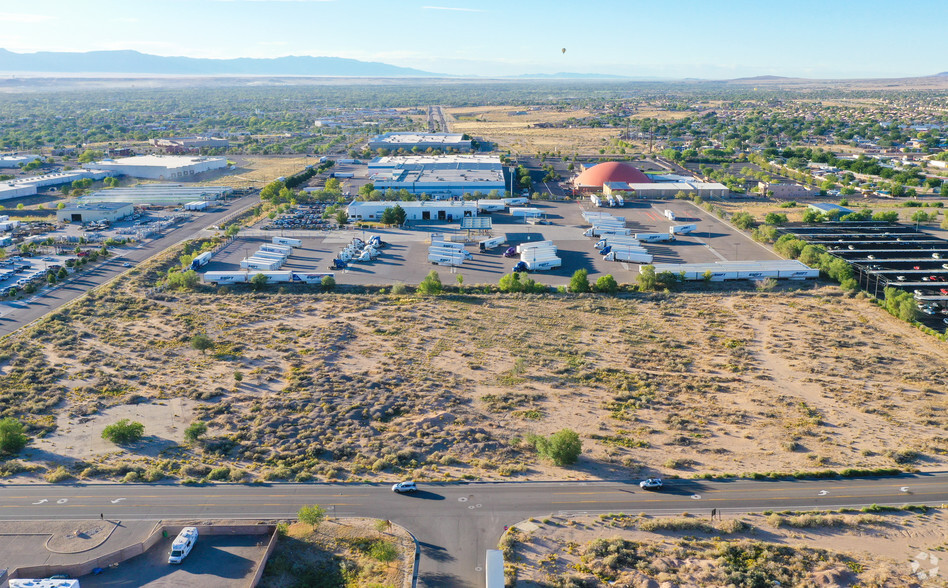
[507,509,948,586]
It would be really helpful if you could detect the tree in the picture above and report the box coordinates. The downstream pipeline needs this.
[531,428,582,466]
[392,204,407,226]
[101,419,145,445]
[380,207,397,225]
[872,211,899,222]
[731,211,755,230]
[568,269,590,293]
[250,273,269,290]
[298,504,326,529]
[184,421,207,444]
[335,210,349,226]
[456,273,464,293]
[325,178,341,192]
[321,275,336,291]
[191,333,214,354]
[911,210,932,223]
[594,274,618,294]
[0,418,28,454]
[764,212,788,225]
[801,208,823,223]
[637,265,657,291]
[77,149,103,164]
[418,270,443,295]
[358,182,375,198]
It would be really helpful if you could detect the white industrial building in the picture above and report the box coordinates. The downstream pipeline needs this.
[0,170,112,202]
[368,132,472,152]
[57,202,134,223]
[605,181,730,199]
[366,154,504,199]
[347,200,476,222]
[83,155,228,180]
[0,183,36,201]
[80,184,232,205]
[0,154,41,168]
[151,136,230,150]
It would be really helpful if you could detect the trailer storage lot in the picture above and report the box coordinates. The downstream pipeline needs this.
[213,200,773,287]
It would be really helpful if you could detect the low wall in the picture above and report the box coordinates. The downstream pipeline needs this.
[246,526,280,588]
[7,523,276,582]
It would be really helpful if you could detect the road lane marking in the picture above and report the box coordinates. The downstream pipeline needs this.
[548,480,948,497]
[550,491,948,505]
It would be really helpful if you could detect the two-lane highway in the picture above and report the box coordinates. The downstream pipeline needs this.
[2,474,946,586]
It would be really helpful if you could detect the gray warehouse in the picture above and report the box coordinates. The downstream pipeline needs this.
[368,132,472,152]
[57,202,134,223]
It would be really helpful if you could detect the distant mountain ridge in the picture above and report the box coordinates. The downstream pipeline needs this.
[0,48,441,77]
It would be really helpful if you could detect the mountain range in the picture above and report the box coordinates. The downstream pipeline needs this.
[0,49,440,77]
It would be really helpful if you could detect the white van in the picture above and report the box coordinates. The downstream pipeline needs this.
[168,527,199,564]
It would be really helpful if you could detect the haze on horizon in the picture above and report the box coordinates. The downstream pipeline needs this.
[1,0,945,79]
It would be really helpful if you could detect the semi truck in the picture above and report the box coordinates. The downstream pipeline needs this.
[428,251,465,266]
[604,249,653,263]
[189,251,213,270]
[670,224,697,235]
[476,200,506,213]
[595,236,641,249]
[584,226,633,237]
[479,236,506,251]
[634,232,675,243]
[513,256,562,271]
[203,271,249,284]
[272,237,303,247]
[590,195,602,207]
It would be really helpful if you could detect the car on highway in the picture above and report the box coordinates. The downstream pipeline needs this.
[639,478,663,490]
[392,481,417,494]
[122,262,132,268]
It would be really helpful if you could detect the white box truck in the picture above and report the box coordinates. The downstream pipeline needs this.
[169,527,198,564]
[664,209,676,221]
[634,232,675,243]
[590,195,602,207]
[479,236,505,251]
[670,224,697,235]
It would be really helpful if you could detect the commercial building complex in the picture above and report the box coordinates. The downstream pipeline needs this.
[151,136,230,152]
[368,132,472,152]
[82,155,228,180]
[347,200,477,222]
[0,170,112,201]
[56,202,134,224]
[0,154,41,168]
[367,154,504,198]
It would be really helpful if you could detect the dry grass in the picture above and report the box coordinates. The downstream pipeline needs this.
[259,518,413,588]
[5,249,948,483]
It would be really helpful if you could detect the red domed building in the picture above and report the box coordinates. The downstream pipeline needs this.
[572,162,652,193]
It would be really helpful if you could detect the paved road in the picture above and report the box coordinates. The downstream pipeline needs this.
[1,474,944,586]
[0,194,260,337]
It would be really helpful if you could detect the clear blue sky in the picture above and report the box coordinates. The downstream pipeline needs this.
[1,0,945,78]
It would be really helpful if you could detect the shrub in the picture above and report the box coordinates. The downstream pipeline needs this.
[594,274,618,294]
[732,211,755,230]
[101,419,144,445]
[568,269,591,293]
[45,466,72,483]
[184,421,207,444]
[321,275,336,291]
[0,418,29,454]
[190,333,214,354]
[298,504,326,529]
[530,428,582,466]
[369,540,398,562]
[417,270,443,295]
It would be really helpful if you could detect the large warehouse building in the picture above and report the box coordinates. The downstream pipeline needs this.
[367,154,504,198]
[573,162,652,193]
[57,202,134,224]
[0,154,41,168]
[368,132,472,152]
[347,200,476,222]
[81,184,232,205]
[0,170,112,201]
[83,155,228,180]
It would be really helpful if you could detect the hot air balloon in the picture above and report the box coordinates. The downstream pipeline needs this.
[561,48,566,54]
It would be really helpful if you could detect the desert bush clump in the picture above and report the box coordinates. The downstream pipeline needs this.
[101,419,144,445]
[417,270,443,295]
[0,418,29,454]
[529,429,582,466]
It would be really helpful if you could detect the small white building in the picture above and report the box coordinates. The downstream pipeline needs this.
[347,200,477,222]
[0,183,37,201]
[83,155,228,180]
[57,202,134,224]
[0,154,41,168]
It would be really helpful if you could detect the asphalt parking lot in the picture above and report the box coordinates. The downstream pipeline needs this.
[213,199,776,287]
[79,533,268,587]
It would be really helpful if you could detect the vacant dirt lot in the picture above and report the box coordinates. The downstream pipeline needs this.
[506,507,946,586]
[3,252,948,485]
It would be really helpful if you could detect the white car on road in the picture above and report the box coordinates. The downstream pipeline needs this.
[392,481,417,494]
[639,478,663,490]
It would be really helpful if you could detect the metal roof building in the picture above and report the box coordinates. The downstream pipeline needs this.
[367,155,504,199]
[347,200,477,222]
[80,184,232,205]
[0,154,41,168]
[83,155,228,180]
[57,202,134,223]
[368,132,472,152]
[647,260,818,281]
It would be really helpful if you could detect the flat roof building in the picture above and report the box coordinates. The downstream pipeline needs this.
[83,155,228,180]
[0,154,41,168]
[80,184,232,205]
[369,154,500,171]
[809,203,854,215]
[151,136,230,152]
[0,183,36,201]
[604,181,730,199]
[347,200,477,222]
[367,154,504,198]
[368,132,472,153]
[57,202,134,224]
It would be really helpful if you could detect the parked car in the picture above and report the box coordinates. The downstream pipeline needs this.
[639,478,663,490]
[392,481,417,494]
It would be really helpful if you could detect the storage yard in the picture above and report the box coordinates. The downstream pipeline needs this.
[208,199,782,287]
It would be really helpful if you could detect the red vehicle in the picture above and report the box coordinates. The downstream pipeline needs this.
[77,251,90,257]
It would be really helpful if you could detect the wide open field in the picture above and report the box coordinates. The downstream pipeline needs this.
[5,265,948,484]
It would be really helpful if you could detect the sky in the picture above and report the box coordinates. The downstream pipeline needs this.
[0,0,945,79]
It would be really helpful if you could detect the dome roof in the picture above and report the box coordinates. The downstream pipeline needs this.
[573,162,652,187]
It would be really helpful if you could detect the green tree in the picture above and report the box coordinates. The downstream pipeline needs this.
[77,149,103,164]
[321,275,336,291]
[801,208,823,223]
[184,421,207,444]
[872,211,899,222]
[568,269,591,293]
[798,244,825,266]
[325,178,341,192]
[335,210,349,226]
[166,270,199,290]
[731,211,755,230]
[637,265,657,291]
[298,504,326,529]
[250,273,269,290]
[532,428,582,466]
[418,270,443,295]
[911,210,932,223]
[358,182,375,198]
[380,207,397,225]
[0,418,28,454]
[392,204,407,226]
[594,274,618,294]
[764,212,788,225]
[456,273,464,293]
[101,419,145,445]
[190,333,214,354]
